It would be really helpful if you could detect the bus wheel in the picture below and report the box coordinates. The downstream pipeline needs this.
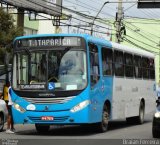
[152,126,160,138]
[35,124,50,133]
[135,101,145,124]
[0,113,4,132]
[96,104,109,133]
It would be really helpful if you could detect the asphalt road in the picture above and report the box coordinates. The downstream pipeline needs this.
[0,112,160,145]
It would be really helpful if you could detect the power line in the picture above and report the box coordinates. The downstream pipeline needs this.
[55,20,115,36]
[125,15,160,22]
[87,0,115,11]
[124,37,158,54]
[140,9,159,19]
[123,3,137,12]
[20,1,114,36]
[125,21,160,25]
[65,0,115,18]
[124,21,160,39]
[41,0,114,31]
[125,35,159,51]
[147,9,160,19]
[6,0,114,33]
[124,21,159,45]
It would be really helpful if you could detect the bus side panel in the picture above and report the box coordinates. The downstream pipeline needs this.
[112,77,156,120]
[112,77,127,119]
[102,77,113,117]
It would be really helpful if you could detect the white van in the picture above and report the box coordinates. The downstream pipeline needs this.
[0,99,8,132]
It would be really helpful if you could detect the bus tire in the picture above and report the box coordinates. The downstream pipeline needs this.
[0,113,4,132]
[135,101,145,124]
[95,104,109,133]
[35,124,50,133]
[152,126,160,138]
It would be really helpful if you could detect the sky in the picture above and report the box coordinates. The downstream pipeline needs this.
[63,0,160,19]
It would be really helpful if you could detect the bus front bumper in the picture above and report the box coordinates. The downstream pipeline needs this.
[12,106,91,125]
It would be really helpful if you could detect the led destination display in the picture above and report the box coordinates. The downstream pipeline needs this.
[16,37,83,48]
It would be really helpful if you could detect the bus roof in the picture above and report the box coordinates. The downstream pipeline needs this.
[14,33,90,40]
[111,42,155,58]
[87,36,155,58]
[14,33,155,58]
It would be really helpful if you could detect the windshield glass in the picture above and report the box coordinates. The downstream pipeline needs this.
[13,49,87,91]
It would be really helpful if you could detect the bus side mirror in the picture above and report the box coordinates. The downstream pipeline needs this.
[156,99,160,104]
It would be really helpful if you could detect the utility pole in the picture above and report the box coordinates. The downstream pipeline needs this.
[158,41,160,81]
[4,51,9,83]
[159,50,160,82]
[17,8,24,35]
[115,0,123,43]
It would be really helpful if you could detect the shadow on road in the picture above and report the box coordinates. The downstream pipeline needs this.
[108,120,151,131]
[16,125,97,136]
[15,119,151,136]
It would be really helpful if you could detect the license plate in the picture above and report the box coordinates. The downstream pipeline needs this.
[41,116,54,121]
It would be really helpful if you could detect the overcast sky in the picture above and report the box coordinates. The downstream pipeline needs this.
[63,0,160,19]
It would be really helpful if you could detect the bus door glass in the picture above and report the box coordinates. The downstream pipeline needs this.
[20,54,29,84]
[89,43,101,121]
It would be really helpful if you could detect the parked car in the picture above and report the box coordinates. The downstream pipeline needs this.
[0,99,8,132]
[152,98,160,138]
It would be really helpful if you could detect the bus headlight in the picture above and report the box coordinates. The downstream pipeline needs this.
[70,100,90,113]
[154,112,160,118]
[26,104,36,111]
[13,103,26,113]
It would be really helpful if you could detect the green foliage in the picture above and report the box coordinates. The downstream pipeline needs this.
[0,48,5,65]
[0,8,23,65]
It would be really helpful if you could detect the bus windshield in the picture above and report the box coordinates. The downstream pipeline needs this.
[12,49,87,91]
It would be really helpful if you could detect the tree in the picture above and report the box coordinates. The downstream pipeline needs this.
[0,8,23,65]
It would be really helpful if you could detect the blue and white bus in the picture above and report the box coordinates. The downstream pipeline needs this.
[11,34,156,133]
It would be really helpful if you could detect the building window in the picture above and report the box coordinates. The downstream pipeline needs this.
[24,28,38,36]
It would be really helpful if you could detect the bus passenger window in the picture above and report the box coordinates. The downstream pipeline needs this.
[149,58,155,79]
[124,53,133,78]
[102,48,113,76]
[114,50,124,77]
[142,57,149,79]
[134,55,142,79]
[89,43,100,86]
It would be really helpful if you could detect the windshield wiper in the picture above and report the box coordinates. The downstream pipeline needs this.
[24,47,31,56]
[63,46,73,51]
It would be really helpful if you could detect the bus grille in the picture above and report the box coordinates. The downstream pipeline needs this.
[21,96,75,104]
[28,116,69,123]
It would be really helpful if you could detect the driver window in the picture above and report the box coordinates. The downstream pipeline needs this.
[30,53,47,83]
[89,43,100,87]
[48,52,59,82]
[20,55,29,84]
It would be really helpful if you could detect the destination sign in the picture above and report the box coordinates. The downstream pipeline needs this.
[16,37,82,48]
[20,84,45,90]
